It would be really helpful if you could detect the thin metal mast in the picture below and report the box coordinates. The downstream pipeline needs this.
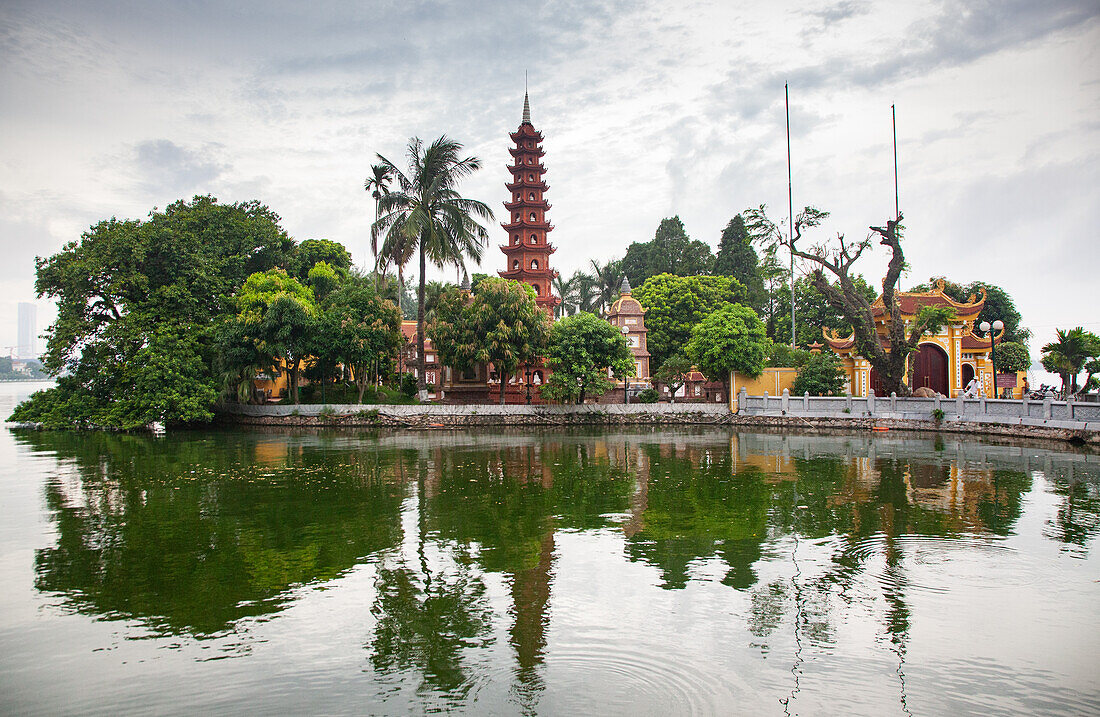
[786,83,795,347]
[892,104,899,222]
[892,104,900,292]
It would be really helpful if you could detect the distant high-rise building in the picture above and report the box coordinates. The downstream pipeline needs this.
[17,302,36,359]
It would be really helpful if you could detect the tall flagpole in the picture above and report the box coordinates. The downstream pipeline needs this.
[786,83,795,347]
[892,104,900,291]
[892,104,899,222]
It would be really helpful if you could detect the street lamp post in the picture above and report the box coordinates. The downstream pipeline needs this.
[525,367,532,405]
[979,319,1004,398]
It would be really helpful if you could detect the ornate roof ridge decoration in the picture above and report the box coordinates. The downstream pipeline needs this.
[822,327,855,349]
[870,281,986,319]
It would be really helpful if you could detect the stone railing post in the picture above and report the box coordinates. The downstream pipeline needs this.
[890,391,897,413]
[934,394,941,412]
[845,392,853,413]
[738,387,747,414]
[804,391,810,411]
[867,390,875,416]
[1043,396,1052,419]
[763,391,769,413]
[781,389,790,414]
[979,396,987,417]
[1067,393,1075,420]
[956,393,964,418]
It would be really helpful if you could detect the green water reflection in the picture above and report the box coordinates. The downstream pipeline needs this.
[26,430,406,635]
[10,427,1100,714]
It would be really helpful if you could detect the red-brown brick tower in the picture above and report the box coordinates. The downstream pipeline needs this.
[499,92,559,315]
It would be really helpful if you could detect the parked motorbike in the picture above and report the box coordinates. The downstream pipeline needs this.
[1029,384,1057,400]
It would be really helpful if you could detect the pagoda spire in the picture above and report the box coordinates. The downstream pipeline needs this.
[522,91,531,125]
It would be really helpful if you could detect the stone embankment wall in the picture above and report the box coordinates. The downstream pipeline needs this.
[220,402,733,428]
[735,389,1100,444]
[218,395,1100,444]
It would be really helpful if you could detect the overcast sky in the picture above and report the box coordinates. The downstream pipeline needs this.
[1,0,1097,365]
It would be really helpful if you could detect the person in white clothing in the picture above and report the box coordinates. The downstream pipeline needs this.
[964,377,980,397]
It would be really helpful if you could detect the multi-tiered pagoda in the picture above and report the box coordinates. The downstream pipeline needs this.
[499,92,559,315]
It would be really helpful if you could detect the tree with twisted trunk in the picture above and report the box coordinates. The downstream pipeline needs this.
[744,206,953,397]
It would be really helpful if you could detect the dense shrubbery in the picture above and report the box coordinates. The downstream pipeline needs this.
[792,351,847,396]
[399,373,419,398]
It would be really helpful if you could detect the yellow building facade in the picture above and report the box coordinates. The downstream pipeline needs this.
[823,280,1012,398]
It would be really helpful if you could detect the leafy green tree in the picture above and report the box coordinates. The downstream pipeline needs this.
[764,340,811,368]
[235,269,319,404]
[372,136,493,393]
[541,312,635,404]
[1041,327,1100,395]
[686,304,767,393]
[654,350,693,404]
[431,279,550,404]
[713,214,765,311]
[293,239,352,281]
[767,275,878,346]
[323,282,403,403]
[10,195,294,428]
[633,273,746,371]
[621,216,714,289]
[1082,358,1100,394]
[306,260,342,301]
[792,351,847,396]
[470,272,491,294]
[996,341,1031,374]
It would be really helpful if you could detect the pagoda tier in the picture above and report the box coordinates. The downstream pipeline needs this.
[499,242,557,254]
[499,267,558,279]
[509,145,545,158]
[508,162,548,175]
[499,92,559,315]
[505,179,549,192]
[510,128,544,143]
[501,220,554,232]
[503,198,551,211]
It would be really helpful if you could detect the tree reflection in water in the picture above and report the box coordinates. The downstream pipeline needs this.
[22,430,405,637]
[419,439,632,714]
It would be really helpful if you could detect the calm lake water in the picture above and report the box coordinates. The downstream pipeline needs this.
[1,382,1098,716]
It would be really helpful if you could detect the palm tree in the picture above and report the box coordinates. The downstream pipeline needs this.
[372,136,493,392]
[552,273,576,318]
[364,163,393,272]
[588,259,625,315]
[572,270,601,314]
[1041,327,1100,395]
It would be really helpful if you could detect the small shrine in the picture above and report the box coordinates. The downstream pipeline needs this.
[823,279,1003,397]
[606,277,651,382]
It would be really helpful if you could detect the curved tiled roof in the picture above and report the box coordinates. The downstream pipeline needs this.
[870,280,985,319]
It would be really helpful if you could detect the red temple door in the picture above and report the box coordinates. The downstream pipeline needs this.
[913,344,949,395]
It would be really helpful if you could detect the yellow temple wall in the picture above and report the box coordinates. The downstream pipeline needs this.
[730,368,798,402]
